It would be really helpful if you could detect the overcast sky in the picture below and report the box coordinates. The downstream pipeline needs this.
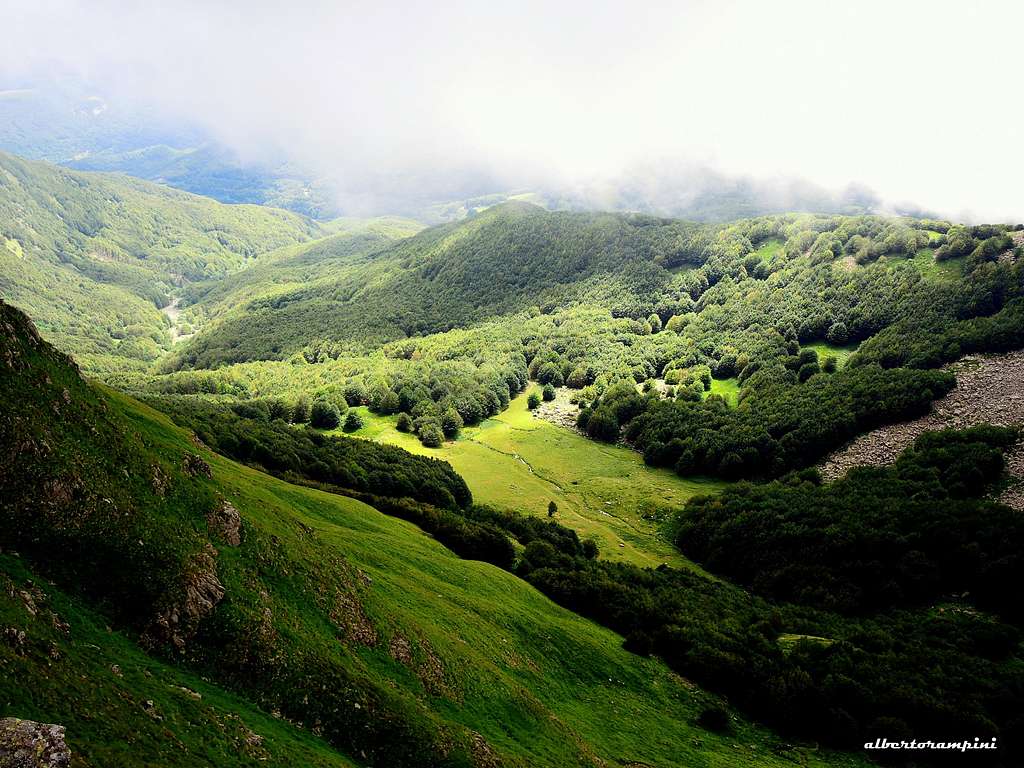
[4,0,1023,220]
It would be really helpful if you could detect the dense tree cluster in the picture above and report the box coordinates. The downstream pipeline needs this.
[624,365,954,478]
[165,203,710,368]
[677,425,1023,614]
[146,396,472,508]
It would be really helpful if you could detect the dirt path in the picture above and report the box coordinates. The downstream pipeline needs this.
[818,350,1024,510]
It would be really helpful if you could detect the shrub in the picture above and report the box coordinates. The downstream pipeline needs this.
[396,412,413,432]
[419,421,444,447]
[798,362,820,382]
[566,366,590,388]
[542,384,556,402]
[585,408,619,442]
[537,362,565,386]
[440,407,464,438]
[291,395,310,424]
[527,392,541,409]
[343,380,367,406]
[309,399,341,429]
[343,411,364,432]
[826,321,849,345]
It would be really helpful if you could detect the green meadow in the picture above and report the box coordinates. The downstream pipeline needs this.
[334,388,724,568]
[703,377,740,405]
[803,341,859,368]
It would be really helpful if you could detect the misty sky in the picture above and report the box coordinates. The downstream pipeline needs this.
[4,0,1024,220]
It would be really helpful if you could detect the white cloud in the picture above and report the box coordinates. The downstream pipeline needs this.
[3,0,1023,219]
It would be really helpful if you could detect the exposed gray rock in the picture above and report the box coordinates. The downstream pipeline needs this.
[0,718,71,768]
[819,350,1024,509]
[144,543,225,650]
[181,452,212,478]
[207,496,242,546]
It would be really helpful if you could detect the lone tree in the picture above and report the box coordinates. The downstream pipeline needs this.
[547,500,557,517]
[310,399,341,429]
[291,395,310,424]
[343,380,367,406]
[396,412,413,432]
[542,383,556,401]
[419,421,443,448]
[527,392,541,410]
[343,411,364,433]
[440,406,464,438]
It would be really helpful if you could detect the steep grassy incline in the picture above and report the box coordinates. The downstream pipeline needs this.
[0,151,323,373]
[169,203,706,367]
[0,300,864,767]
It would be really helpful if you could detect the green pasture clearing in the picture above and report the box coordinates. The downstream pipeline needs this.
[908,247,964,281]
[777,633,835,653]
[750,237,784,262]
[703,377,740,405]
[334,389,724,568]
[803,341,859,369]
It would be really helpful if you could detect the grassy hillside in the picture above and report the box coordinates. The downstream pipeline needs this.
[0,151,323,372]
[0,300,863,767]
[0,552,359,768]
[177,217,424,333]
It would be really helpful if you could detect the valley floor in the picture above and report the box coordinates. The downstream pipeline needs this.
[336,387,724,568]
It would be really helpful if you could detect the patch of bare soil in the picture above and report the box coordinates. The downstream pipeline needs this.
[533,382,673,434]
[818,350,1024,509]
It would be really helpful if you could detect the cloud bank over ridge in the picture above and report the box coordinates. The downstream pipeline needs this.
[3,0,1023,220]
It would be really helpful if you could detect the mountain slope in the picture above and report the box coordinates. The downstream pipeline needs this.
[0,151,323,373]
[169,203,706,367]
[0,83,338,218]
[0,300,861,767]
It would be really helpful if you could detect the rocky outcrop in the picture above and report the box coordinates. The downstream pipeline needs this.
[329,585,378,646]
[207,496,242,546]
[819,350,1024,509]
[144,543,225,650]
[532,387,583,432]
[0,718,71,768]
[469,731,503,768]
[181,453,212,479]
